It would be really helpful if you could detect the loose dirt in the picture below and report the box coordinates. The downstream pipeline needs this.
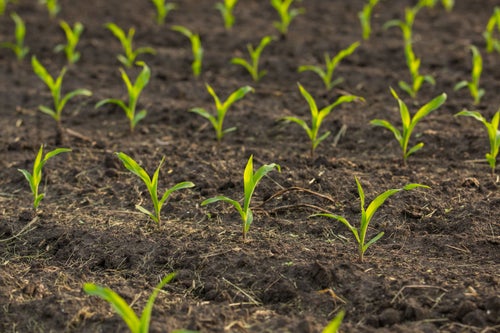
[0,1,499,332]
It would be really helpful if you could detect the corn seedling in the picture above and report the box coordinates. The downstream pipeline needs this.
[215,0,238,30]
[190,84,254,142]
[18,145,71,210]
[358,0,379,40]
[54,20,84,64]
[106,23,156,68]
[399,42,435,98]
[454,45,485,105]
[455,109,500,175]
[116,152,195,225]
[171,25,203,78]
[151,0,176,25]
[0,12,29,60]
[231,36,274,82]
[484,6,500,53]
[283,83,363,158]
[384,6,417,43]
[202,155,280,240]
[84,273,198,333]
[39,0,60,18]
[313,177,428,262]
[32,56,92,143]
[322,310,345,333]
[95,62,150,132]
[270,0,305,37]
[384,7,435,98]
[298,41,360,91]
[371,88,446,166]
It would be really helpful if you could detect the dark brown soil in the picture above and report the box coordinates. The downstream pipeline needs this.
[1,0,499,332]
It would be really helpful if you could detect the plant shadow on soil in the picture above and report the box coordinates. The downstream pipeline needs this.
[0,0,499,332]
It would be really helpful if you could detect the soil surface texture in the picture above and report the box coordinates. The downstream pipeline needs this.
[1,0,499,332]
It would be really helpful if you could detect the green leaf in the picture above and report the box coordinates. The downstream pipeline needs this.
[59,89,92,113]
[136,204,157,222]
[298,83,318,119]
[223,85,254,110]
[38,105,57,119]
[133,110,148,127]
[454,80,469,91]
[95,98,128,112]
[115,152,152,187]
[406,142,424,157]
[398,81,415,98]
[282,116,312,138]
[365,188,402,225]
[133,62,151,94]
[412,93,447,125]
[201,195,244,218]
[370,119,402,142]
[44,147,71,161]
[139,273,177,333]
[83,283,140,332]
[363,231,385,253]
[32,56,54,88]
[160,181,195,206]
[322,310,345,333]
[312,213,356,235]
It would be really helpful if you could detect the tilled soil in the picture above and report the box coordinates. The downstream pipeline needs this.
[0,0,499,332]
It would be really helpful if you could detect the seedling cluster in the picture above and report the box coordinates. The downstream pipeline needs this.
[3,1,499,332]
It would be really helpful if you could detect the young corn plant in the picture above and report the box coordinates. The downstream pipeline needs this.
[32,56,92,144]
[484,7,500,54]
[39,0,60,18]
[106,23,156,68]
[370,88,446,166]
[18,145,71,210]
[384,7,435,98]
[0,12,29,60]
[116,152,195,225]
[455,109,500,176]
[399,42,436,98]
[190,84,254,143]
[202,155,280,240]
[231,35,274,82]
[215,0,238,30]
[384,6,417,44]
[314,177,429,262]
[151,0,176,25]
[358,0,379,40]
[282,83,363,159]
[454,45,485,105]
[95,62,150,133]
[270,0,305,37]
[322,310,345,333]
[84,273,198,333]
[171,25,203,78]
[54,20,84,64]
[298,41,360,91]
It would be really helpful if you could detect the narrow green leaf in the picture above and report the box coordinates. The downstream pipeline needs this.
[115,152,152,186]
[139,272,177,333]
[160,181,195,206]
[83,283,140,332]
[322,310,345,333]
[370,119,402,143]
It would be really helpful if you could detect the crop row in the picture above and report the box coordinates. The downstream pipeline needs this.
[2,1,499,332]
